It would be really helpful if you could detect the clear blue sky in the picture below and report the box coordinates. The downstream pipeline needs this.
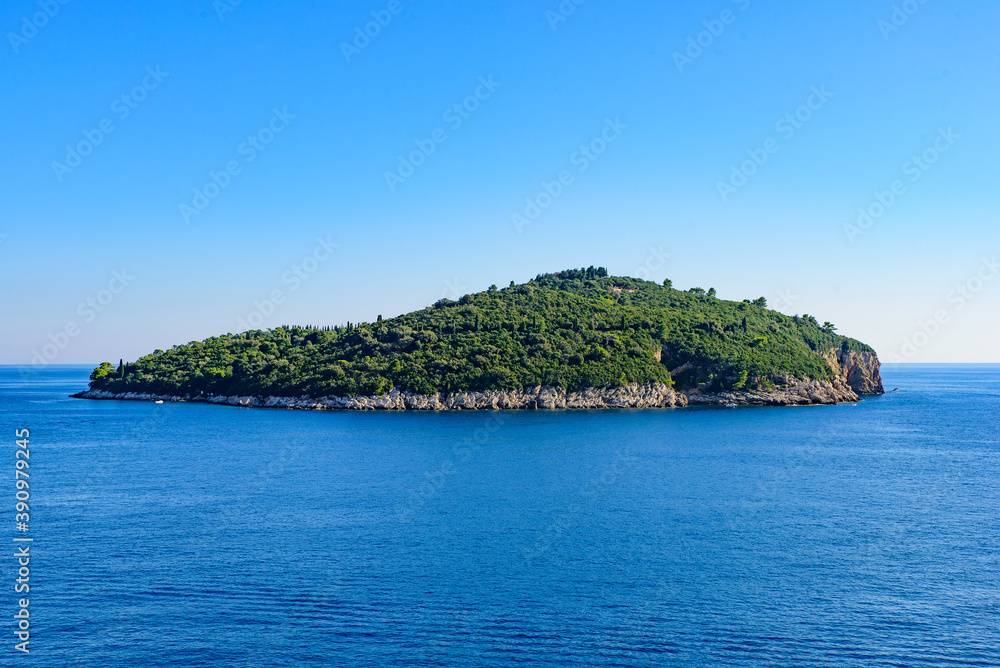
[2,0,998,367]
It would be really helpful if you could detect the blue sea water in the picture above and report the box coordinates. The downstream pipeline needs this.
[2,364,998,667]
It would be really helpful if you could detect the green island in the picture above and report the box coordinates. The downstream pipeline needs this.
[81,268,883,408]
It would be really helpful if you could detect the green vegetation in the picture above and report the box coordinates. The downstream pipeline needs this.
[88,267,873,398]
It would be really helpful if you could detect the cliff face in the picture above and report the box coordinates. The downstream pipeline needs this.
[821,348,884,395]
[687,375,859,406]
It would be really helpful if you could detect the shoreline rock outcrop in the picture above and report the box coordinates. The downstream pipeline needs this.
[821,348,884,395]
[73,347,884,411]
[71,348,884,411]
[72,382,690,411]
[688,347,884,406]
[687,375,859,406]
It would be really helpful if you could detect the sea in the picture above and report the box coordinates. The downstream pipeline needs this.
[2,364,998,667]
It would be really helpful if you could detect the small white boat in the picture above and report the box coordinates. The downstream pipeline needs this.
[154,400,163,404]
[725,403,737,408]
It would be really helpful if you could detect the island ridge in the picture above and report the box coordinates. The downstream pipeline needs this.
[75,268,884,410]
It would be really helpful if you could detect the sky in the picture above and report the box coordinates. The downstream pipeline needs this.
[1,0,998,369]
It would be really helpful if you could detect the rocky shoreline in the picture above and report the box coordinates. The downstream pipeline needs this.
[73,348,884,411]
[69,377,849,410]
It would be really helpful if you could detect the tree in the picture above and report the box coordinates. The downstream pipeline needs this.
[751,297,767,308]
[90,362,116,381]
[823,322,837,332]
[663,278,672,288]
[488,284,497,293]
[707,287,717,298]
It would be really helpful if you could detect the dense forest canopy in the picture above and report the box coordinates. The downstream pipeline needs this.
[88,267,872,398]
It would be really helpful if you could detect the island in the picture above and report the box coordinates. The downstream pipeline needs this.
[74,268,884,410]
